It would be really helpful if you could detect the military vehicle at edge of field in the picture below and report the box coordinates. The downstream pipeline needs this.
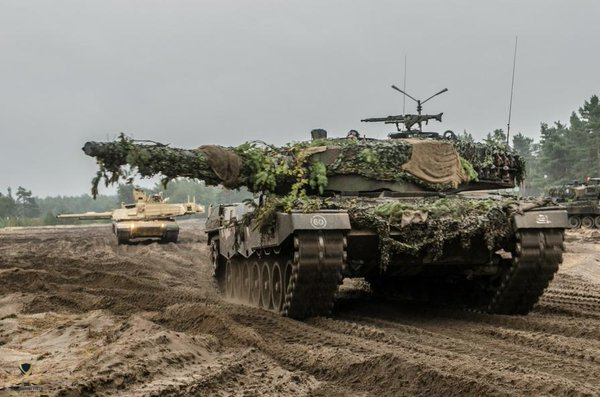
[81,87,569,319]
[547,178,600,228]
[57,188,204,244]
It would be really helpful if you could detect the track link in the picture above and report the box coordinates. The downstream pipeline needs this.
[215,231,346,319]
[486,229,564,314]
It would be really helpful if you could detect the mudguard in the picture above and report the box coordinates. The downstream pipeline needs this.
[512,208,568,230]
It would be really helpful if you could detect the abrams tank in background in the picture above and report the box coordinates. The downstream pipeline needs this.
[547,178,600,228]
[82,87,568,318]
[57,188,204,244]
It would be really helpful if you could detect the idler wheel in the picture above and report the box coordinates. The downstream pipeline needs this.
[582,216,594,229]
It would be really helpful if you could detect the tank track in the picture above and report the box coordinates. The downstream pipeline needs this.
[485,229,564,314]
[161,230,179,243]
[213,231,346,319]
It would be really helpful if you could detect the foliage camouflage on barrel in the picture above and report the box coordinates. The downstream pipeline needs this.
[84,134,524,197]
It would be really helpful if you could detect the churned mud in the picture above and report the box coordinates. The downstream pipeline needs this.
[1,223,599,396]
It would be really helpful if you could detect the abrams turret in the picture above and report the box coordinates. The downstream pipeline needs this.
[58,188,204,244]
[81,88,567,318]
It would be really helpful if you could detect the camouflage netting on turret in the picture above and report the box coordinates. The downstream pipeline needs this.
[84,134,524,197]
[452,139,525,185]
[545,185,576,201]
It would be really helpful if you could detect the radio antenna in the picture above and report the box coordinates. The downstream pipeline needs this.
[506,36,518,146]
[402,55,407,115]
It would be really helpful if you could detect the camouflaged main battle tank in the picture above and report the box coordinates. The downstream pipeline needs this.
[82,88,568,318]
[547,178,600,228]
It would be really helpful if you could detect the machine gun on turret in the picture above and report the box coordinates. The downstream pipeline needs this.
[361,113,443,132]
[361,86,448,138]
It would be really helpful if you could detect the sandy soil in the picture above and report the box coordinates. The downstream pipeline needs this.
[0,223,599,396]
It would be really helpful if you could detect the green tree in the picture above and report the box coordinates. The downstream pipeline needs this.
[15,186,40,218]
[458,130,475,143]
[484,129,508,147]
[153,179,252,210]
[534,94,600,187]
[0,188,17,218]
[117,184,135,204]
[512,132,541,193]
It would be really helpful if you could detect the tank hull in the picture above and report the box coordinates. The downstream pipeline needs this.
[206,197,567,318]
[114,220,179,244]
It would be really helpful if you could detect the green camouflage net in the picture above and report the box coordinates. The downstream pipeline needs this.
[254,194,555,269]
[452,139,525,184]
[84,134,524,197]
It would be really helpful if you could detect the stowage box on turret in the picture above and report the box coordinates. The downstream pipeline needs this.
[82,87,568,318]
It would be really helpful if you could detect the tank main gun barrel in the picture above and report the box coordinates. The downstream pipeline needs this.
[56,211,113,220]
[83,134,525,199]
[83,136,241,197]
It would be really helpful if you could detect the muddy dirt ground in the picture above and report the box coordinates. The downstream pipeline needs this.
[0,223,599,396]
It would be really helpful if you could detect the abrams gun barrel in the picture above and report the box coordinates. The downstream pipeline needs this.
[57,211,113,220]
[361,113,443,131]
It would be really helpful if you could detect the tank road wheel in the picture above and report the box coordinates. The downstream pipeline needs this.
[232,258,248,302]
[220,232,346,318]
[595,216,600,229]
[582,216,595,229]
[224,259,234,299]
[260,261,273,309]
[271,260,284,312]
[568,216,581,229]
[249,261,261,306]
[240,261,251,301]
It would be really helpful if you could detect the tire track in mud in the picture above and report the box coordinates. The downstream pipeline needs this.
[239,307,597,396]
[330,311,600,389]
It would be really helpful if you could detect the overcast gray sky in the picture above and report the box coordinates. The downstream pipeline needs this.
[1,0,599,197]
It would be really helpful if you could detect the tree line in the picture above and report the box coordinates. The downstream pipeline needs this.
[1,93,598,227]
[0,181,251,228]
[464,94,600,194]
